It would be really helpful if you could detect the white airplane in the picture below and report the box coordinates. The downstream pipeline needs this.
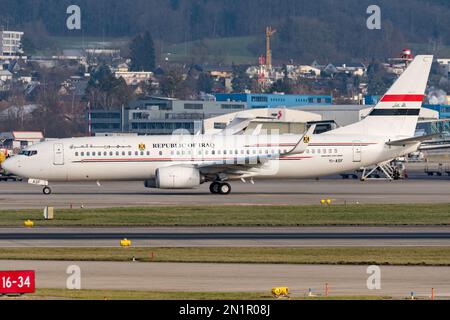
[2,55,434,195]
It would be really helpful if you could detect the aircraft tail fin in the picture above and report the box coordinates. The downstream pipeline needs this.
[330,55,433,138]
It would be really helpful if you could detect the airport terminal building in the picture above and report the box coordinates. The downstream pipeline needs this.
[87,94,331,135]
[214,93,332,109]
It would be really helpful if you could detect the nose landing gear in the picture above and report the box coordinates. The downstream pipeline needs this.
[42,186,52,195]
[209,182,231,195]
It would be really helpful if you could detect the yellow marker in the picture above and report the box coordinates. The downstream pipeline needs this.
[321,199,326,205]
[327,199,331,205]
[24,220,34,228]
[120,238,132,247]
[272,287,289,297]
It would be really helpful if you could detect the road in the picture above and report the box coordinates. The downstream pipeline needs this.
[0,177,449,209]
[2,227,450,247]
[0,260,448,298]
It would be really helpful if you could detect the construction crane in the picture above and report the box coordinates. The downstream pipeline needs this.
[265,26,277,68]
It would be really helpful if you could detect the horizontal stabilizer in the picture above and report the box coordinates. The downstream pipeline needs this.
[386,134,440,146]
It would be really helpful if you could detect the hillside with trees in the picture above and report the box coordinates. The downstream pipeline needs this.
[2,0,450,63]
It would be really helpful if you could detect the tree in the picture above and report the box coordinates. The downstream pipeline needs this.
[268,65,294,94]
[160,66,187,98]
[85,65,133,109]
[130,31,156,71]
[366,61,394,96]
[21,35,36,55]
[231,65,252,93]
[268,79,293,94]
[197,72,214,93]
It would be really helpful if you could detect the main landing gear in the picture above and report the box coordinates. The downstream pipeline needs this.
[42,186,52,195]
[209,182,231,195]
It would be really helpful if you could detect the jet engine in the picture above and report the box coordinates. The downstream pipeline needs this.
[144,166,203,189]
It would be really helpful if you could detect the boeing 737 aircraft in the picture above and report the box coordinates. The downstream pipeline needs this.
[2,55,434,195]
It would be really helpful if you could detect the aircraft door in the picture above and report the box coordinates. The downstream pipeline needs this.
[53,143,65,165]
[352,141,362,163]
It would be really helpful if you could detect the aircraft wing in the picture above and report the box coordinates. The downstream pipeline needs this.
[195,125,315,177]
[386,134,441,146]
[220,114,282,135]
[220,114,255,135]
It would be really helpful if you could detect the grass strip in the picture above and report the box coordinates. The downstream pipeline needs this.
[0,288,390,300]
[1,204,450,227]
[1,247,449,266]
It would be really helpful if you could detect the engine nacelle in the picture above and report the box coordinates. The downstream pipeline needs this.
[145,166,202,189]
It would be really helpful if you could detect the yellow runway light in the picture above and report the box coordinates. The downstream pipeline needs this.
[24,220,34,228]
[120,238,132,247]
[272,287,289,297]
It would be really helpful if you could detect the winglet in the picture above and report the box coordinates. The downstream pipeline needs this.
[287,125,316,155]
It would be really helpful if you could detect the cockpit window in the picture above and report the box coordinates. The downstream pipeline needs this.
[19,150,38,156]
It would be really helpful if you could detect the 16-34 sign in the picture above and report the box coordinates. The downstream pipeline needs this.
[0,270,35,294]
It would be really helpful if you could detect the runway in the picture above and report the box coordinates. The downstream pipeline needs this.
[0,177,449,209]
[2,227,450,247]
[1,260,449,298]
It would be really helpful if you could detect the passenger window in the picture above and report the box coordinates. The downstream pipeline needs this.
[335,149,338,154]
[86,152,90,156]
[159,151,163,156]
[122,151,126,156]
[140,151,144,156]
[135,151,138,156]
[81,152,85,156]
[116,152,119,156]
[318,149,321,154]
[146,151,150,156]
[104,152,107,156]
[75,152,79,156]
[312,149,315,154]
[128,151,132,156]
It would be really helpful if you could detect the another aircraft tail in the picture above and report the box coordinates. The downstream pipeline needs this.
[329,55,433,138]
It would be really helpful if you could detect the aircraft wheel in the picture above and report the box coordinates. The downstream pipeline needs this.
[218,183,231,195]
[209,182,220,194]
[43,186,52,195]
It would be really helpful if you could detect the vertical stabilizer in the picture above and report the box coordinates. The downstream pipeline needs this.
[330,55,433,138]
